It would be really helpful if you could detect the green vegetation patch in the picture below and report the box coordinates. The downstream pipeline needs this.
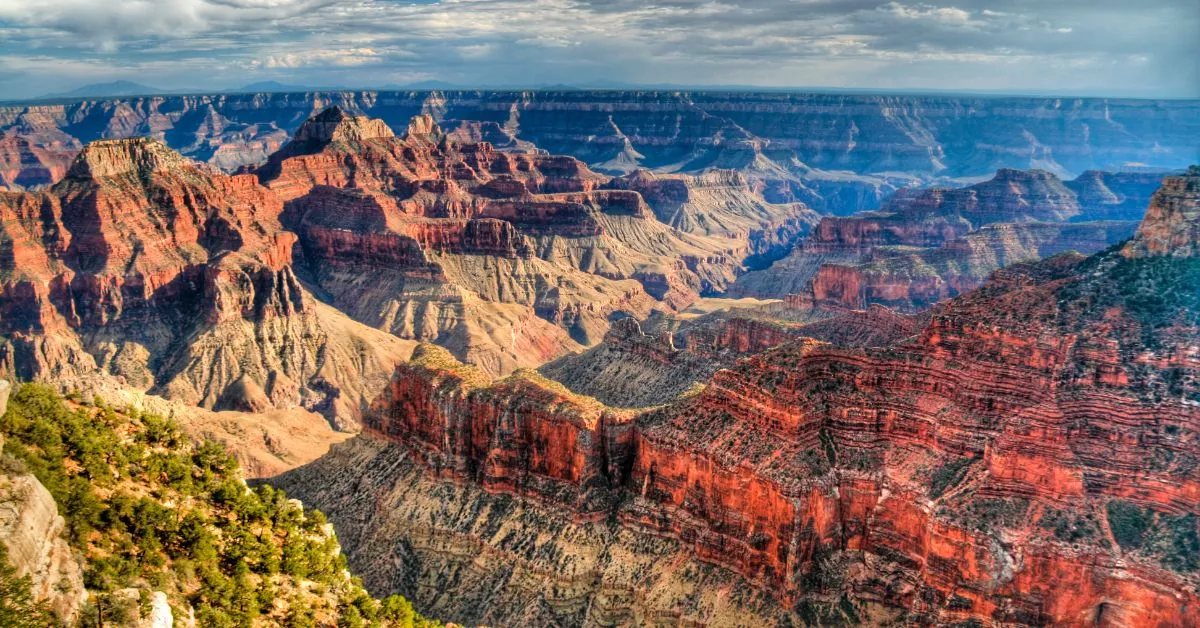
[0,543,57,627]
[1038,507,1102,544]
[1106,500,1154,550]
[941,497,1031,534]
[1106,500,1200,574]
[929,456,977,500]
[1,383,438,627]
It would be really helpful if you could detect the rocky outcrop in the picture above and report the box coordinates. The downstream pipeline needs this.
[281,170,1200,626]
[0,136,416,428]
[733,168,1162,307]
[541,302,921,407]
[804,220,1140,310]
[538,317,709,407]
[605,169,819,264]
[538,314,802,408]
[0,105,823,425]
[0,423,87,622]
[0,129,79,189]
[108,589,174,628]
[272,435,806,626]
[1124,165,1200,258]
[365,344,635,512]
[1064,170,1169,221]
[262,107,810,374]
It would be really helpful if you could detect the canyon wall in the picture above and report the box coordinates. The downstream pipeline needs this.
[278,168,1200,626]
[733,168,1162,308]
[259,108,815,375]
[0,131,417,428]
[0,106,822,428]
[540,305,921,407]
[2,92,1196,214]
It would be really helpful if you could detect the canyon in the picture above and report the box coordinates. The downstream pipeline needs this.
[731,168,1165,310]
[0,92,1197,626]
[2,91,1197,216]
[277,167,1200,626]
[0,105,819,431]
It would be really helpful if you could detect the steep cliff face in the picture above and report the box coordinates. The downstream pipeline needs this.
[805,220,1140,310]
[0,130,79,189]
[0,381,86,624]
[1123,165,1200,258]
[272,435,811,626]
[0,136,416,427]
[1065,170,1169,221]
[540,305,921,408]
[0,463,87,622]
[605,169,819,264]
[733,168,1162,306]
[281,169,1200,626]
[0,105,823,425]
[537,315,799,408]
[261,108,812,375]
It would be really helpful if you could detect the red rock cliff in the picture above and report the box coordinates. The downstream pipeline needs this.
[365,169,1200,626]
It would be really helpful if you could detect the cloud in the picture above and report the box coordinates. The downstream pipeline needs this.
[0,0,1194,99]
[881,2,976,27]
[261,48,382,69]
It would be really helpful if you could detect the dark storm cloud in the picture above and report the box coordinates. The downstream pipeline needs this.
[0,0,1194,99]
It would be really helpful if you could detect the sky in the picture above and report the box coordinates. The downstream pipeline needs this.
[0,0,1197,100]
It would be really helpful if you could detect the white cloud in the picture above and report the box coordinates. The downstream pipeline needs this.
[515,35,581,48]
[881,2,976,27]
[0,0,1193,98]
[263,47,381,69]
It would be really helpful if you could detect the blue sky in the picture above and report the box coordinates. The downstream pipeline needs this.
[0,0,1196,99]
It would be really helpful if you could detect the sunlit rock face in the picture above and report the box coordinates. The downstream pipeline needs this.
[3,91,1198,626]
[278,169,1200,626]
[0,106,822,427]
[253,107,821,376]
[0,134,416,428]
[1123,165,1200,258]
[731,167,1166,309]
[2,91,1196,212]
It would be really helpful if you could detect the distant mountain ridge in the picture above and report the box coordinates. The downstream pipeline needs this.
[40,80,166,99]
[1,91,1196,214]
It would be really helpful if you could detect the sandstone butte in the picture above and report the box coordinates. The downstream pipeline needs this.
[332,167,1200,626]
[731,168,1165,310]
[0,106,815,428]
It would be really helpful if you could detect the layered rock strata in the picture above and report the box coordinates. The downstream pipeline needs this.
[734,168,1161,308]
[0,135,415,427]
[260,108,816,374]
[280,169,1200,626]
[3,91,1196,211]
[540,305,920,408]
[0,106,825,427]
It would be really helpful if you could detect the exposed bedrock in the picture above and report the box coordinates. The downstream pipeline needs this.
[259,108,819,374]
[3,91,1196,205]
[280,169,1200,626]
[732,168,1162,306]
[0,135,414,427]
[0,105,832,427]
